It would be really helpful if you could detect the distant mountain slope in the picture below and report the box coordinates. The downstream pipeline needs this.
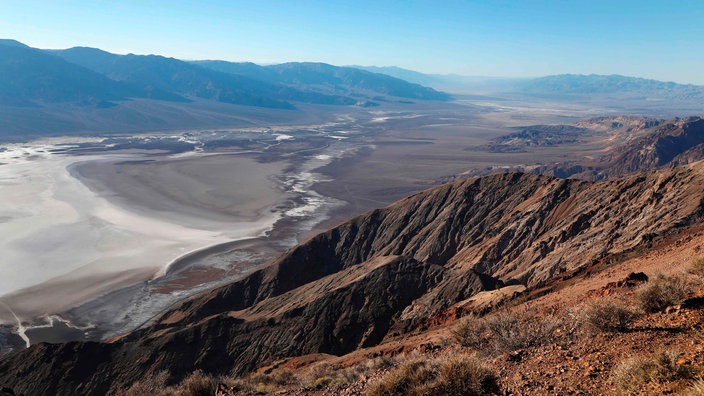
[349,65,440,87]
[0,42,139,106]
[597,117,704,176]
[0,39,30,48]
[349,67,704,102]
[52,47,296,108]
[522,74,704,100]
[195,60,452,101]
[4,162,704,394]
[475,116,704,181]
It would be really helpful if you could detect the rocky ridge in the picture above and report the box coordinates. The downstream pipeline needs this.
[477,116,704,181]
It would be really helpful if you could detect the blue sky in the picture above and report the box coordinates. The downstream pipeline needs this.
[1,0,703,84]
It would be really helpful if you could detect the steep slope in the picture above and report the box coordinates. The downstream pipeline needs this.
[522,74,704,100]
[3,164,704,394]
[55,48,446,107]
[534,117,704,180]
[51,47,296,109]
[600,117,704,174]
[0,42,140,106]
[194,60,452,101]
[349,65,441,87]
[482,117,704,181]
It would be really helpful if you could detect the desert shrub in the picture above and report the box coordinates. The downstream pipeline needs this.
[612,351,690,393]
[366,354,500,396]
[581,298,635,333]
[651,351,691,383]
[170,370,217,396]
[452,316,488,349]
[313,376,334,388]
[679,378,704,395]
[366,358,437,396]
[358,356,396,373]
[612,355,655,392]
[691,257,704,277]
[426,354,501,396]
[116,371,170,396]
[249,369,296,387]
[305,360,358,389]
[484,309,563,353]
[636,275,691,313]
[235,368,298,393]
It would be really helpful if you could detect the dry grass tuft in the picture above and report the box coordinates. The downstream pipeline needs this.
[612,350,691,393]
[236,368,298,393]
[452,315,488,349]
[690,257,704,277]
[426,354,501,395]
[366,354,500,396]
[366,358,436,396]
[116,371,170,396]
[678,378,704,395]
[484,308,564,353]
[173,370,217,396]
[580,298,636,333]
[303,359,380,390]
[636,274,691,313]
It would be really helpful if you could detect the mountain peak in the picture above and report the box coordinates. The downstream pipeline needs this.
[0,39,29,48]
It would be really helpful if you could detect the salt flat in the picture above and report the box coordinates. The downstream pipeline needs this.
[0,141,288,324]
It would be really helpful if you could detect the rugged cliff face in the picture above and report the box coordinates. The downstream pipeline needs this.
[538,117,704,180]
[602,117,704,175]
[3,163,704,395]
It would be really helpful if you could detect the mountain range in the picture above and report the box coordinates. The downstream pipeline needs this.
[353,64,704,103]
[483,116,704,181]
[0,40,453,140]
[2,38,703,140]
[0,40,449,110]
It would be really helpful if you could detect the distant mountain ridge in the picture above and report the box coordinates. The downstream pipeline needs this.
[474,116,704,181]
[0,40,451,110]
[522,74,704,100]
[0,39,453,139]
[350,66,704,102]
[0,43,142,106]
[193,60,452,101]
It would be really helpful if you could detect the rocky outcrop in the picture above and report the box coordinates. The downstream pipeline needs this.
[3,163,704,394]
[601,117,704,175]
[535,117,704,180]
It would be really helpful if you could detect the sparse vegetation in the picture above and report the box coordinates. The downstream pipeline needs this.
[117,371,170,396]
[484,308,564,353]
[171,371,217,396]
[238,369,298,393]
[366,358,436,396]
[580,298,636,333]
[426,354,501,395]
[452,315,488,349]
[636,274,691,313]
[366,354,500,396]
[612,350,691,393]
[452,308,568,354]
[691,257,704,277]
[679,378,704,395]
[303,358,393,390]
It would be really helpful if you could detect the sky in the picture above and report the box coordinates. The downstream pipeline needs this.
[1,0,703,84]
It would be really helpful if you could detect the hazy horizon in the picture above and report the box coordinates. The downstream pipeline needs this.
[1,1,702,84]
